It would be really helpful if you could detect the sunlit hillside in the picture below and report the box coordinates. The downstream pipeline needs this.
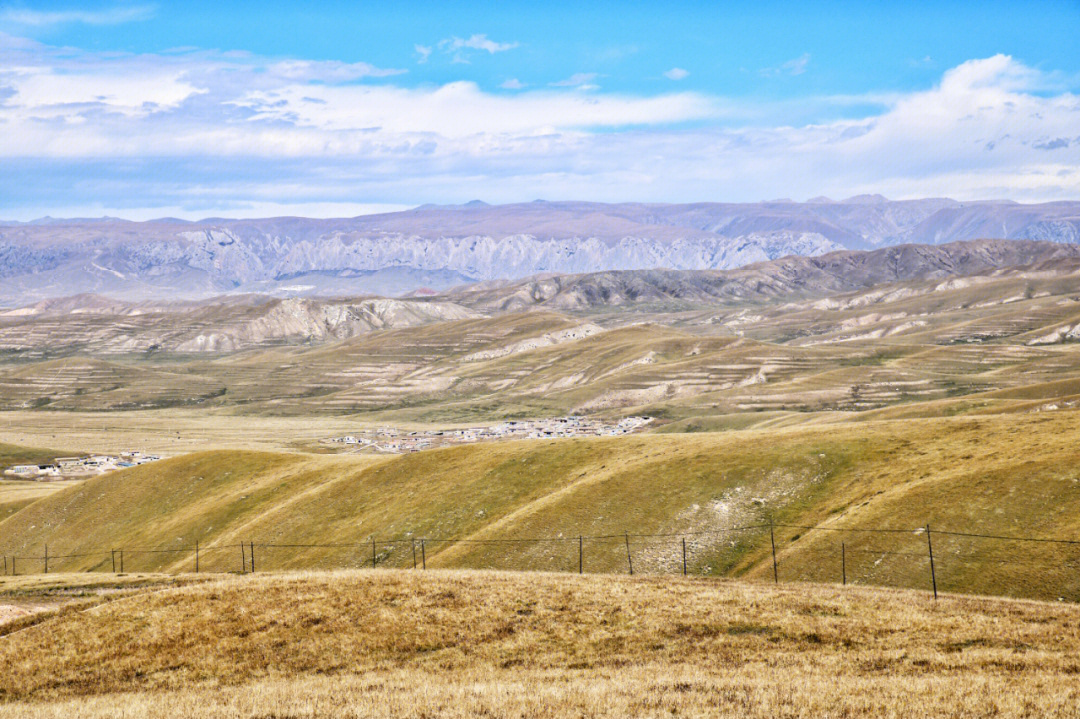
[3,409,1079,601]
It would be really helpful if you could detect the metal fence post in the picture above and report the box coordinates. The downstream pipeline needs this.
[769,520,778,584]
[44,544,48,574]
[250,541,255,573]
[624,532,633,575]
[111,549,116,574]
[842,542,846,586]
[412,539,417,569]
[682,538,687,576]
[372,537,377,568]
[579,535,583,574]
[195,541,199,573]
[926,524,938,600]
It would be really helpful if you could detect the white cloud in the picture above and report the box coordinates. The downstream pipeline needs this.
[0,43,1077,216]
[430,33,517,63]
[550,72,599,89]
[664,68,689,81]
[414,44,432,64]
[267,60,405,82]
[441,34,517,54]
[501,78,526,90]
[761,53,810,77]
[0,4,154,26]
[229,81,717,137]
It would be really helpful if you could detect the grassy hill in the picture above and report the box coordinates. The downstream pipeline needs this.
[1,570,1078,717]
[2,410,1080,601]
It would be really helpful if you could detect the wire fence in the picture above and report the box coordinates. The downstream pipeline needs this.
[4,521,1080,602]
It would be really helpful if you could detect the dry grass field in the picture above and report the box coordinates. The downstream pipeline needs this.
[0,410,382,454]
[0,569,1078,717]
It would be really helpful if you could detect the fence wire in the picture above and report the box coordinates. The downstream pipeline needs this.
[4,521,1080,602]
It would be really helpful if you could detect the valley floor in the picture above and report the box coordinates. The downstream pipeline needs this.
[0,569,1077,718]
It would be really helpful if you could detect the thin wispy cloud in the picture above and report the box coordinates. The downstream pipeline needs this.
[550,72,599,89]
[0,4,154,26]
[434,33,518,63]
[269,60,406,81]
[501,78,526,90]
[414,44,432,64]
[664,67,689,81]
[442,34,517,54]
[761,53,810,77]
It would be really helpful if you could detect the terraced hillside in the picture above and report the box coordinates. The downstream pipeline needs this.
[6,242,1080,421]
[3,409,1079,601]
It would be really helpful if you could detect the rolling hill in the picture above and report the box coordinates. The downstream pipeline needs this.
[2,409,1079,601]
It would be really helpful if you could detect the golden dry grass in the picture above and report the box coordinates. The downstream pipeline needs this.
[0,569,1078,717]
[0,409,383,454]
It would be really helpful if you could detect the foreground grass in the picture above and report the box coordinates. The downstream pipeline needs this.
[0,569,1078,717]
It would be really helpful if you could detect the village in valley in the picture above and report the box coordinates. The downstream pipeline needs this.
[3,451,162,480]
[326,416,654,453]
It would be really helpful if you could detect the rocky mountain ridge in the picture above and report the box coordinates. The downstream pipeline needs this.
[447,240,1080,311]
[1,198,1078,304]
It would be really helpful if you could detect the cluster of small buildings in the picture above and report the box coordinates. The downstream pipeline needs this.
[328,416,653,454]
[3,451,162,480]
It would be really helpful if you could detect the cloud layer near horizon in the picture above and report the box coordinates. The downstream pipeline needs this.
[0,32,1077,218]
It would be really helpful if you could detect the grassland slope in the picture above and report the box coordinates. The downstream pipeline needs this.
[2,411,1080,600]
[0,570,1078,717]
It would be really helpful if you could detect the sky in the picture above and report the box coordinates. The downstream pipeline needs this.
[0,0,1078,220]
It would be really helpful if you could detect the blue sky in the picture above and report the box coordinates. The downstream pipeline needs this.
[0,1,1078,219]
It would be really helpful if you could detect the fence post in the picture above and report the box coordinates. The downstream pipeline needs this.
[624,533,633,575]
[2,555,5,575]
[11,555,14,576]
[926,524,938,600]
[372,537,377,569]
[841,542,846,586]
[250,542,255,573]
[119,550,123,573]
[421,540,426,570]
[195,541,199,573]
[769,520,778,584]
[240,543,246,574]
[111,549,116,573]
[44,544,48,574]
[412,539,417,569]
[682,538,687,576]
[579,536,583,575]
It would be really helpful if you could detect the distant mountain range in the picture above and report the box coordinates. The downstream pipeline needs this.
[1,197,1078,304]
[5,238,1080,356]
[448,239,1080,311]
